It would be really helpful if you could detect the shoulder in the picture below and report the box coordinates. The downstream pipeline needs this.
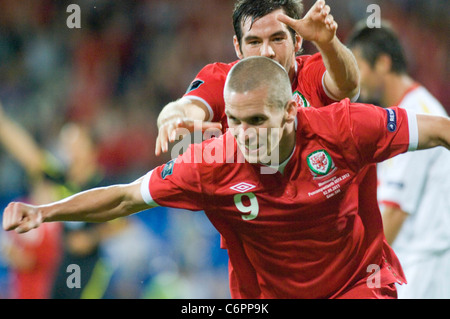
[298,98,350,121]
[401,86,448,116]
[196,60,237,76]
[296,53,324,69]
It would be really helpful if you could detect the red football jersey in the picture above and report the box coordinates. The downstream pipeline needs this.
[141,100,416,298]
[184,53,339,130]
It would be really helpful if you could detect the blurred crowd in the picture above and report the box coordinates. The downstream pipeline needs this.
[0,0,448,299]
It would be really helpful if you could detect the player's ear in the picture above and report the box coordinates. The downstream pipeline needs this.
[374,53,392,74]
[284,100,297,123]
[294,34,302,53]
[233,35,244,59]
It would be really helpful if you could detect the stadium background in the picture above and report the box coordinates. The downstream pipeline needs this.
[0,0,448,298]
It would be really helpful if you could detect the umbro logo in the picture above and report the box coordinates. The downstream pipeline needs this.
[230,182,256,193]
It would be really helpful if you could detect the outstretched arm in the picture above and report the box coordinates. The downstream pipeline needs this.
[278,0,360,100]
[416,114,450,150]
[2,177,151,234]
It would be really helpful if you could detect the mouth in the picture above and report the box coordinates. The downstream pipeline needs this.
[243,143,266,156]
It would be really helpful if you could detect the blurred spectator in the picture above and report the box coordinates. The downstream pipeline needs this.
[0,190,61,299]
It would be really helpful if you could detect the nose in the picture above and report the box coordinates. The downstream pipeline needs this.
[261,42,275,58]
[235,124,257,145]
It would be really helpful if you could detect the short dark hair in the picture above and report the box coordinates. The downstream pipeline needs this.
[232,0,304,46]
[347,21,408,74]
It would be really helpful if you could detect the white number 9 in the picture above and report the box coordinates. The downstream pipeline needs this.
[233,192,259,221]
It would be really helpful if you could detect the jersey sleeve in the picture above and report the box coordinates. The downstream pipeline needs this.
[140,147,206,211]
[183,62,232,123]
[346,102,418,165]
[297,53,360,107]
[297,53,336,107]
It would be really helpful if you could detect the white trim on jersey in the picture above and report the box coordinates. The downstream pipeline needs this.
[183,96,215,122]
[405,109,419,151]
[140,170,159,206]
[321,71,361,103]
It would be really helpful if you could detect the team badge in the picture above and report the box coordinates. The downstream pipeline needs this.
[293,90,311,108]
[161,159,176,179]
[185,80,204,94]
[230,182,256,193]
[307,149,336,177]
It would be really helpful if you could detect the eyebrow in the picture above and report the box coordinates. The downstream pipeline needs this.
[225,110,268,122]
[243,30,288,42]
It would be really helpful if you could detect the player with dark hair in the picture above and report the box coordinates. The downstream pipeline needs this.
[155,0,360,155]
[348,22,450,298]
[4,57,450,299]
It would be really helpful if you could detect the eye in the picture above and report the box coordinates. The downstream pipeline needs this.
[228,116,240,124]
[248,116,266,125]
[245,38,261,46]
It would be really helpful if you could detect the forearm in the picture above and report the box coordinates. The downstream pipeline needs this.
[157,98,208,128]
[316,37,360,99]
[381,205,409,245]
[41,183,148,223]
[0,116,45,175]
[417,114,450,150]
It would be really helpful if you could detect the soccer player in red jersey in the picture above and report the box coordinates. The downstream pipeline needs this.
[4,57,450,298]
[155,0,360,155]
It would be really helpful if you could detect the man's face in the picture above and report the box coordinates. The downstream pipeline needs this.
[224,86,290,165]
[234,9,301,76]
[351,47,384,104]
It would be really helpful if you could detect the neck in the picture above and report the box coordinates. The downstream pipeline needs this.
[382,73,415,107]
[288,57,297,84]
[276,121,296,165]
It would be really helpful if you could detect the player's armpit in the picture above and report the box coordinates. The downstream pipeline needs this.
[416,114,450,150]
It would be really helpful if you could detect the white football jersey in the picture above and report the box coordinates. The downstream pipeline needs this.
[377,85,450,298]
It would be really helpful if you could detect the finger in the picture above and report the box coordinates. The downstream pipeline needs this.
[276,13,298,29]
[2,203,13,231]
[6,202,21,231]
[15,217,41,234]
[3,202,23,231]
[176,119,222,132]
[325,14,334,25]
[201,122,222,131]
[15,209,42,234]
[315,0,325,12]
[155,135,162,156]
[325,15,337,31]
[321,5,331,18]
[158,125,171,153]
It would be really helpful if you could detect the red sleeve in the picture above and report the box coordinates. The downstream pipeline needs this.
[296,53,336,108]
[183,62,235,123]
[140,144,206,211]
[346,102,412,164]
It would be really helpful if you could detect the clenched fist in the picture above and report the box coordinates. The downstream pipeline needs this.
[3,202,43,234]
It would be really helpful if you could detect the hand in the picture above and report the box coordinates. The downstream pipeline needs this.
[277,0,337,46]
[2,202,43,234]
[155,117,222,156]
